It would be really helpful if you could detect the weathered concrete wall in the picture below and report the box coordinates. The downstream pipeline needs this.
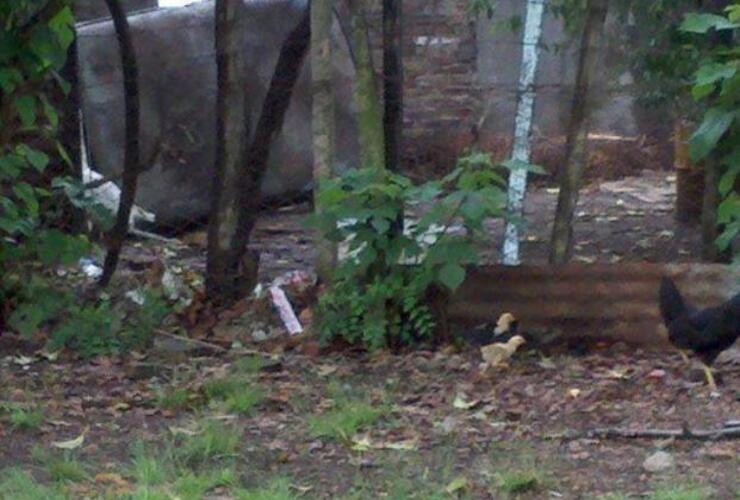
[76,0,667,225]
[74,0,157,22]
[77,0,358,226]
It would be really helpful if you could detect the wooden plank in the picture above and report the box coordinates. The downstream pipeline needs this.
[449,263,740,346]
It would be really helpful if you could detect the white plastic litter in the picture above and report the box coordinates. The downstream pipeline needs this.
[269,285,303,335]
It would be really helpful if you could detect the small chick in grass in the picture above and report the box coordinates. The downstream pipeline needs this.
[480,335,526,373]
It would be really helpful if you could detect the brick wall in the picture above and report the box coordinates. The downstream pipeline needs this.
[365,1,481,175]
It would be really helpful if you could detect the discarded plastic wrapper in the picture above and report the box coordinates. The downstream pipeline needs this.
[79,257,103,279]
[269,285,303,335]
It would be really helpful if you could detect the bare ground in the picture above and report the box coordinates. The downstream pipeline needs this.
[1,337,738,498]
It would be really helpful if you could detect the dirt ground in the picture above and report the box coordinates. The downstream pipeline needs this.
[0,337,738,499]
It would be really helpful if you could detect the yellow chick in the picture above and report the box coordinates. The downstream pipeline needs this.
[494,312,518,336]
[480,335,526,372]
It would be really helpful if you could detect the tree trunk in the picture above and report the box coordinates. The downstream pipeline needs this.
[224,6,312,296]
[548,0,608,265]
[348,0,385,171]
[99,0,141,287]
[311,0,337,282]
[206,0,251,303]
[382,0,403,172]
[674,119,704,224]
[58,23,85,234]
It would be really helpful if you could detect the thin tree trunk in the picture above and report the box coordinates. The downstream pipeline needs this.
[382,0,403,172]
[99,0,140,287]
[548,0,608,265]
[348,0,385,171]
[501,0,545,266]
[228,6,312,295]
[206,0,250,302]
[58,23,85,234]
[311,0,337,282]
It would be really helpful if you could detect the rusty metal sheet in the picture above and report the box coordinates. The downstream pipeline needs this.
[449,263,740,346]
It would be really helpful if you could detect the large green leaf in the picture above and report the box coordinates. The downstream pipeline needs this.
[681,13,739,33]
[0,67,21,93]
[437,262,466,291]
[14,95,36,128]
[695,62,736,87]
[718,193,740,225]
[12,182,39,217]
[16,144,49,171]
[689,108,734,162]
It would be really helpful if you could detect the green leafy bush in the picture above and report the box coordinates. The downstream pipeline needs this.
[1,3,99,342]
[1,3,169,357]
[312,152,542,350]
[681,5,740,256]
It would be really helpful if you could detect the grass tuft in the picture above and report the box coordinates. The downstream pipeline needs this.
[235,477,298,500]
[9,407,44,430]
[0,468,65,500]
[231,355,264,375]
[649,484,711,500]
[175,420,242,468]
[156,387,191,411]
[226,386,264,415]
[308,400,385,441]
[494,468,543,496]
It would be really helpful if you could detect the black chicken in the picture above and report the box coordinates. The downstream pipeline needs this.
[659,276,740,391]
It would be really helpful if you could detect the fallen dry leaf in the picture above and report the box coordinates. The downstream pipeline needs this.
[52,431,86,450]
[453,393,480,410]
[94,472,130,488]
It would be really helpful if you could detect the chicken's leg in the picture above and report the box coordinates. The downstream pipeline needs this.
[699,362,718,392]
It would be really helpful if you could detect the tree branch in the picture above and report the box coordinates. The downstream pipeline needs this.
[99,0,141,287]
[552,425,740,441]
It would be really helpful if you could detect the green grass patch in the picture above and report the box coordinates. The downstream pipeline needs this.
[9,406,44,430]
[308,381,389,441]
[231,355,264,374]
[31,446,88,483]
[202,376,244,401]
[156,387,191,411]
[47,457,88,483]
[649,484,711,500]
[308,400,385,441]
[130,443,172,487]
[235,477,299,500]
[175,420,242,468]
[174,468,238,498]
[494,468,543,495]
[0,469,65,500]
[225,386,264,415]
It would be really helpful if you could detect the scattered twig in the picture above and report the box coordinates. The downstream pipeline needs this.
[155,330,229,353]
[550,425,740,441]
[129,227,179,244]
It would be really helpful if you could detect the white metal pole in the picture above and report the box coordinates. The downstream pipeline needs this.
[501,0,545,265]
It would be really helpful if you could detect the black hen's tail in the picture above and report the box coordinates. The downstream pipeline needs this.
[659,276,687,328]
